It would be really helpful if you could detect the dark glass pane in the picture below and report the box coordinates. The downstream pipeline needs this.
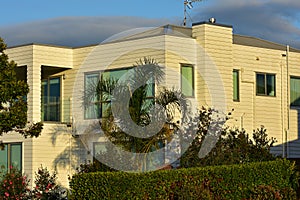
[266,75,275,96]
[256,74,265,95]
[42,77,61,121]
[49,78,60,103]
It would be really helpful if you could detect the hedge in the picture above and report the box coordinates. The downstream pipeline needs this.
[69,159,298,199]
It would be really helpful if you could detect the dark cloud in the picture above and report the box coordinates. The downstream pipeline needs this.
[192,0,300,49]
[0,16,172,47]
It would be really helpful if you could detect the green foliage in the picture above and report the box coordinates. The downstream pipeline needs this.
[76,159,118,173]
[180,107,277,168]
[0,165,67,200]
[31,165,67,200]
[0,38,43,139]
[86,57,189,171]
[69,159,298,200]
[249,185,297,200]
[0,166,30,199]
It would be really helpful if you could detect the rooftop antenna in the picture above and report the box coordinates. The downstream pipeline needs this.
[183,0,203,26]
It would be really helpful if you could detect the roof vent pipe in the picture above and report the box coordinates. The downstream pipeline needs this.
[209,18,216,23]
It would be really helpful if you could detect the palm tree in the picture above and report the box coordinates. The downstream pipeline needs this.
[85,57,189,170]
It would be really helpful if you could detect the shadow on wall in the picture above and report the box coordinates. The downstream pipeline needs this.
[273,107,300,159]
[47,124,87,172]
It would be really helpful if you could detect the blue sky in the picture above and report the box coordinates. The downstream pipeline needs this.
[1,0,195,26]
[0,0,300,48]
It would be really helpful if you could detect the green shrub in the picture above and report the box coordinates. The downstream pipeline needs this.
[249,185,297,200]
[31,165,67,200]
[69,159,298,200]
[0,166,30,199]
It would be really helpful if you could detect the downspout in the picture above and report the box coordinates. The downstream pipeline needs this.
[286,45,290,158]
[281,55,285,158]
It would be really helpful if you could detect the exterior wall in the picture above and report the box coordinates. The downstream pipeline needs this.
[2,23,300,188]
[232,44,288,156]
[287,50,300,158]
[71,36,167,156]
[192,23,233,110]
[2,44,78,188]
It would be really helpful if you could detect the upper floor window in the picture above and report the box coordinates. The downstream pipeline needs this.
[290,76,300,106]
[84,68,155,119]
[233,70,239,101]
[256,73,275,96]
[181,64,194,97]
[41,77,61,121]
[0,143,22,172]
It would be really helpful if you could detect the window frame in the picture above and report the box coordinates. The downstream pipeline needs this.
[41,76,62,122]
[0,143,22,172]
[84,67,155,120]
[180,64,195,97]
[290,76,300,107]
[233,69,240,101]
[84,72,101,119]
[256,72,276,97]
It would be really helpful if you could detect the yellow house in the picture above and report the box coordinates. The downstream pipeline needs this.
[1,20,300,187]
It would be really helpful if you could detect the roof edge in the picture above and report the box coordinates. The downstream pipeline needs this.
[192,21,233,28]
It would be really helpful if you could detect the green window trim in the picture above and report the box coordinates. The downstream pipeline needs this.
[181,64,194,97]
[233,70,239,101]
[290,76,300,106]
[256,72,276,97]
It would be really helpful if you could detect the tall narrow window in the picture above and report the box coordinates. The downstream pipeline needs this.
[181,65,194,97]
[290,77,300,106]
[42,77,61,121]
[84,73,100,119]
[256,73,275,96]
[233,70,239,101]
[0,143,22,172]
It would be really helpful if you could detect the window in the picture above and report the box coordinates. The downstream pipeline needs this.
[42,77,61,121]
[256,73,275,96]
[233,70,239,101]
[290,77,300,106]
[0,143,22,172]
[84,68,155,119]
[181,65,194,97]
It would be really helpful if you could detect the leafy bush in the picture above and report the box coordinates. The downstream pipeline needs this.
[249,185,297,200]
[76,159,117,173]
[31,165,67,200]
[69,159,298,199]
[0,166,30,199]
[180,107,277,168]
[0,165,67,200]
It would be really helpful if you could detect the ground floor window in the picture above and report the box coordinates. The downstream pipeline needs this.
[0,143,22,172]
